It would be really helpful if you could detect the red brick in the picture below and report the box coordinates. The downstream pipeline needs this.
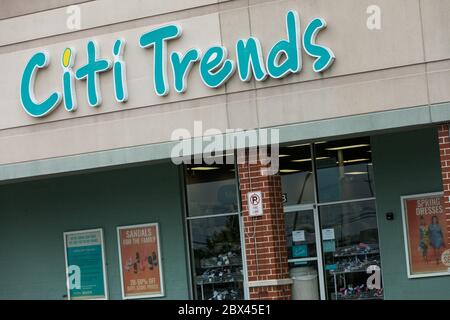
[238,150,291,300]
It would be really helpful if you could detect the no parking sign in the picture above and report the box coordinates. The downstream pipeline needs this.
[247,191,264,217]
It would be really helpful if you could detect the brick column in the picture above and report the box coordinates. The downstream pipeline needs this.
[437,124,450,246]
[238,155,291,300]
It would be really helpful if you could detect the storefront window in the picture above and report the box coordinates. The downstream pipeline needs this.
[184,161,245,300]
[188,215,244,300]
[315,138,375,203]
[282,137,383,300]
[185,162,238,217]
[319,200,383,300]
[279,144,315,206]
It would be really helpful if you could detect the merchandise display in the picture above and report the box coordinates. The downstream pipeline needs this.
[335,285,383,300]
[325,243,383,300]
[195,252,244,300]
[208,289,240,300]
[319,202,383,300]
[334,243,379,258]
[200,252,242,268]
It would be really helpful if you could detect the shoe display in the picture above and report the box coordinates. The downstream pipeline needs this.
[326,242,383,300]
[330,256,381,274]
[334,243,379,258]
[189,213,244,301]
[335,284,383,300]
[200,252,241,268]
[195,250,244,300]
[208,289,240,300]
[198,266,242,284]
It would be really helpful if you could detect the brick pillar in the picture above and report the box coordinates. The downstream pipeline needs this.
[437,124,450,246]
[238,155,291,300]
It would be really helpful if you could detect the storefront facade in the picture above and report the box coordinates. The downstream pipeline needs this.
[0,0,450,300]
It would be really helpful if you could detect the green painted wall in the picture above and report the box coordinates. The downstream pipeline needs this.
[372,127,450,300]
[0,162,190,300]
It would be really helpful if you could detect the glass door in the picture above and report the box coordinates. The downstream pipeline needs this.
[284,206,326,300]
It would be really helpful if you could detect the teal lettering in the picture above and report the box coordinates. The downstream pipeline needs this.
[139,24,181,96]
[171,49,200,93]
[20,52,62,117]
[236,37,267,81]
[266,10,301,79]
[62,47,77,111]
[199,46,235,88]
[303,18,335,73]
[112,39,128,102]
[75,40,112,107]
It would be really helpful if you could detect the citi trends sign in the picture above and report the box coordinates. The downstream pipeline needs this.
[20,10,335,118]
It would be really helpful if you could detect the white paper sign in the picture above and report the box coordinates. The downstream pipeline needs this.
[247,191,263,217]
[292,230,306,242]
[322,228,335,240]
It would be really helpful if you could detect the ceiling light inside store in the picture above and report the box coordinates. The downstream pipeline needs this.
[287,143,310,148]
[279,169,301,173]
[291,158,312,163]
[279,154,290,158]
[342,158,370,164]
[204,153,235,159]
[291,157,330,163]
[326,144,370,151]
[190,167,221,171]
[345,171,369,175]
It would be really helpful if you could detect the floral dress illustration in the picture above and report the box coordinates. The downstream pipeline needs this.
[419,225,429,257]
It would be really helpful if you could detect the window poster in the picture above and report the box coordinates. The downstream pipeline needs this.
[401,193,450,278]
[63,228,108,300]
[117,223,164,299]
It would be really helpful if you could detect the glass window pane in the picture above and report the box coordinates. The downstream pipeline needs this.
[285,210,317,259]
[315,137,375,203]
[185,163,238,217]
[189,215,244,300]
[279,144,315,205]
[319,200,383,300]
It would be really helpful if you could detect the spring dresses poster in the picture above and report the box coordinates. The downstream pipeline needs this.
[401,193,450,278]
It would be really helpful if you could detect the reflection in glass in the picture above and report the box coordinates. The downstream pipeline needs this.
[315,137,375,203]
[279,144,315,205]
[185,163,238,217]
[189,215,244,300]
[319,200,383,300]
